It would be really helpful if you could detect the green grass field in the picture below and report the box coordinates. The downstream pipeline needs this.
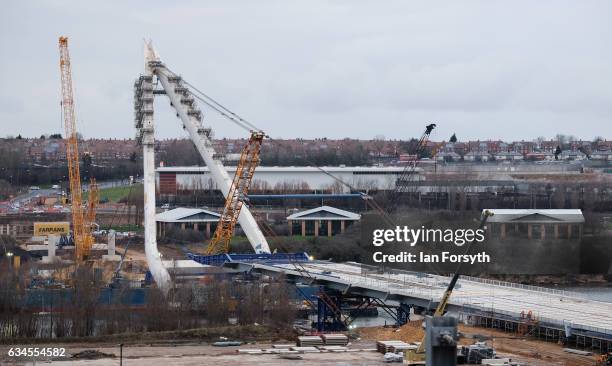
[85,183,143,203]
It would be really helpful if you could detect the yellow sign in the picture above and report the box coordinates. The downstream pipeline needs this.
[34,222,70,236]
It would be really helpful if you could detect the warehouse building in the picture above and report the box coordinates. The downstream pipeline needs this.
[156,166,413,195]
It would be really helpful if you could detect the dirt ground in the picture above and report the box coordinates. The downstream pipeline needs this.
[0,323,600,365]
[0,341,383,365]
[358,321,598,366]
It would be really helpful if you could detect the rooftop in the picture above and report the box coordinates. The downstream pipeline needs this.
[483,209,585,224]
[156,166,411,173]
[156,207,221,223]
[287,205,361,221]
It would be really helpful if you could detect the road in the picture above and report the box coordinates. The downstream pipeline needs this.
[5,179,133,209]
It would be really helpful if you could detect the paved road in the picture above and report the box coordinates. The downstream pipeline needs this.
[5,179,133,209]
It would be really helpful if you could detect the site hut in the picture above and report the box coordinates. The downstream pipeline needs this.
[286,205,360,237]
[155,207,221,239]
[484,209,585,240]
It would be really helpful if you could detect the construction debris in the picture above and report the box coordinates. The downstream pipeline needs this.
[383,352,403,363]
[290,346,320,353]
[563,348,593,356]
[461,342,496,364]
[71,350,116,359]
[318,346,348,352]
[279,354,303,360]
[481,358,516,365]
[213,341,242,347]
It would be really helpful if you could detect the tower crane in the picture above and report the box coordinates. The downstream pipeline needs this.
[206,131,265,254]
[58,36,98,262]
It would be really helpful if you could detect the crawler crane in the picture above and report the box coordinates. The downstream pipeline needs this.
[58,36,98,261]
[206,131,265,254]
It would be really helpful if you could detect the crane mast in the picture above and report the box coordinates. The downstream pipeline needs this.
[58,36,96,261]
[207,131,265,254]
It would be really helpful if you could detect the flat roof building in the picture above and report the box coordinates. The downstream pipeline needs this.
[156,166,416,195]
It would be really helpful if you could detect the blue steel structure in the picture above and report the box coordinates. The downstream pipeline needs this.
[187,252,310,266]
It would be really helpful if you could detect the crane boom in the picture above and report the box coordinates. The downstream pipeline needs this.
[392,123,435,202]
[145,41,270,254]
[411,210,494,359]
[58,36,96,261]
[207,131,265,254]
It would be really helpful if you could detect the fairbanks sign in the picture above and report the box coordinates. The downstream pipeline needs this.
[34,222,70,236]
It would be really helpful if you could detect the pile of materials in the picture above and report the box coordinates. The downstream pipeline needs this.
[376,340,416,354]
[461,342,496,364]
[297,336,324,347]
[321,334,349,346]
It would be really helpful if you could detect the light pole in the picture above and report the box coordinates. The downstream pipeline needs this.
[6,251,14,268]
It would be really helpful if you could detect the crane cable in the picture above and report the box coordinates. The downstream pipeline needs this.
[155,68,447,274]
[164,69,397,225]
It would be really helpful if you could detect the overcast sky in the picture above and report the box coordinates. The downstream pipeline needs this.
[0,1,610,141]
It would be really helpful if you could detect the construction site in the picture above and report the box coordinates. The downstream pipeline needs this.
[1,26,612,366]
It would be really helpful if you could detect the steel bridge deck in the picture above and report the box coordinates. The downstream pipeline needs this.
[235,260,612,339]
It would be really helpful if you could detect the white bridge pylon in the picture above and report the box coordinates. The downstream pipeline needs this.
[135,41,271,290]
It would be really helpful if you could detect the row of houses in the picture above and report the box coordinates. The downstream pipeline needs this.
[436,142,612,162]
[4,137,612,164]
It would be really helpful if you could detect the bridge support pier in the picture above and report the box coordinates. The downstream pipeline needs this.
[316,288,346,332]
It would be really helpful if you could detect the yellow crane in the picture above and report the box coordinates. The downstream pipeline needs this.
[58,36,98,262]
[206,131,265,255]
[405,210,493,364]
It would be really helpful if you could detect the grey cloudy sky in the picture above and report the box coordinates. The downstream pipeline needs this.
[0,1,610,141]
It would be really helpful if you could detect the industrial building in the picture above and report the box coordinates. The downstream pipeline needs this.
[156,166,411,194]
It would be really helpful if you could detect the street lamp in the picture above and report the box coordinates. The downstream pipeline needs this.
[6,251,14,268]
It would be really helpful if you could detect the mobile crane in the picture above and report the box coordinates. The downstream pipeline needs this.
[58,36,98,262]
[206,131,265,254]
[405,209,493,364]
